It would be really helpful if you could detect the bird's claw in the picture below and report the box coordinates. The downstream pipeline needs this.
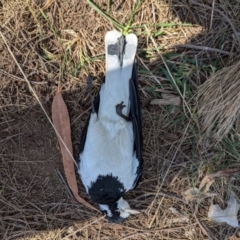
[116,101,130,121]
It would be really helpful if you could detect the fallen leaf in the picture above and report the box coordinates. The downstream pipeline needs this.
[208,194,240,227]
[52,90,98,212]
[150,93,181,106]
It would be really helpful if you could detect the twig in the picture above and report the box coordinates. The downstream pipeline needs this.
[210,0,215,30]
[122,223,198,232]
[0,69,47,84]
[115,0,125,11]
[148,197,163,228]
[0,133,22,144]
[20,34,54,50]
[1,15,14,28]
[194,203,216,240]
[174,44,231,55]
[132,192,187,203]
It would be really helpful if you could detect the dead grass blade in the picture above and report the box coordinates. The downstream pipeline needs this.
[150,93,181,106]
[52,90,98,212]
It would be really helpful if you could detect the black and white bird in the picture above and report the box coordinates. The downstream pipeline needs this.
[78,30,142,223]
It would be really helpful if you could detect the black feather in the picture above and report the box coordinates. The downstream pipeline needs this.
[129,60,143,188]
[88,174,125,204]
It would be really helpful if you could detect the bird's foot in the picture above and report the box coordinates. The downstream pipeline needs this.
[116,101,130,121]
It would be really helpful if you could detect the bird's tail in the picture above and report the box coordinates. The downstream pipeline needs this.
[104,30,138,84]
[98,30,137,120]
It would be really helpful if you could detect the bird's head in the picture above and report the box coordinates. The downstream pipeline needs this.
[99,197,140,223]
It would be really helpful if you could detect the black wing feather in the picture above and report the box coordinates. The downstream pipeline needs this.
[79,85,101,154]
[129,60,143,188]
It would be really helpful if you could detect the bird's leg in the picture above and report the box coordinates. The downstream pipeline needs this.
[87,75,95,113]
[116,101,131,121]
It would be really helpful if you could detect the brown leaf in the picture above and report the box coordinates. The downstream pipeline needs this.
[52,90,98,212]
[150,93,181,106]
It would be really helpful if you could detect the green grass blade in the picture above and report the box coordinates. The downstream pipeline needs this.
[86,0,125,30]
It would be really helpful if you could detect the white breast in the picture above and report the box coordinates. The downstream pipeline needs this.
[79,113,139,192]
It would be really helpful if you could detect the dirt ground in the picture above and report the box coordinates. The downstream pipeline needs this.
[1,0,240,239]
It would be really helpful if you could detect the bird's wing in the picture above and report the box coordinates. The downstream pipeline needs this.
[129,60,143,189]
[79,92,100,154]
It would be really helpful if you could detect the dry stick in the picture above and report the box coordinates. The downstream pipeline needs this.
[0,31,78,167]
[122,224,198,233]
[148,196,164,228]
[20,33,54,50]
[210,0,215,30]
[174,44,231,56]
[115,0,125,11]
[132,191,187,203]
[0,69,47,84]
[55,169,74,198]
[0,133,22,143]
[194,203,215,240]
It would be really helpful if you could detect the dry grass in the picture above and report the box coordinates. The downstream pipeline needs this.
[1,0,240,239]
[198,59,240,141]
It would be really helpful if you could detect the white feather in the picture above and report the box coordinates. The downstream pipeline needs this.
[123,208,141,215]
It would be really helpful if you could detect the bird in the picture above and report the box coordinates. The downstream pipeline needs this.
[78,30,142,223]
